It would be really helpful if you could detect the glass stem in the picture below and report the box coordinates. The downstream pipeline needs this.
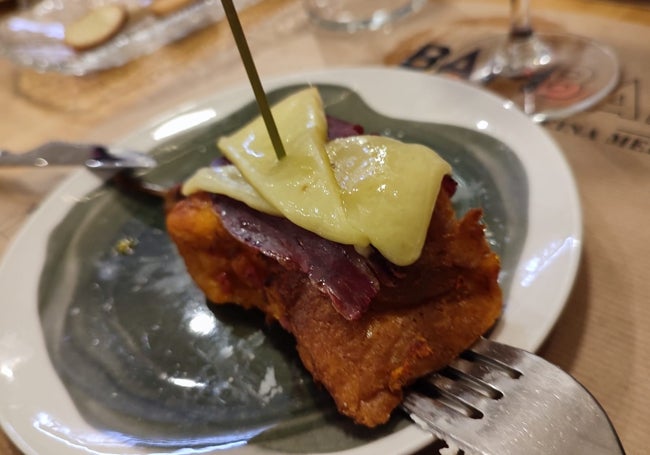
[509,0,533,39]
[497,0,551,77]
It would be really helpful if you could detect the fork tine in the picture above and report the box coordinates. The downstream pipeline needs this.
[439,362,504,400]
[402,389,483,430]
[446,352,519,390]
[402,388,485,454]
[403,358,504,454]
[417,372,487,419]
[468,336,525,374]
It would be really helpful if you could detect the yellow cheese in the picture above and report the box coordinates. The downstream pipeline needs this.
[183,87,452,265]
[182,165,281,216]
[326,136,451,266]
[217,87,369,247]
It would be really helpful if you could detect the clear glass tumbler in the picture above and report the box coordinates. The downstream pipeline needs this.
[303,0,426,32]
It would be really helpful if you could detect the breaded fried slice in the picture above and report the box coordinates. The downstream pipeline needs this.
[165,188,502,427]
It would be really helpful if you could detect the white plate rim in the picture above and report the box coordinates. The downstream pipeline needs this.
[0,66,582,455]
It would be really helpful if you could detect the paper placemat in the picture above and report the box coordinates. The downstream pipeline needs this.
[0,1,648,454]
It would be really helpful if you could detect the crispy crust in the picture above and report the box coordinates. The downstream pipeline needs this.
[165,189,502,427]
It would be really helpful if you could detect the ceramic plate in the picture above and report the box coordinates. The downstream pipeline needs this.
[0,67,582,455]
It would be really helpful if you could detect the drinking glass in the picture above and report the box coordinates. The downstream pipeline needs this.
[450,0,619,122]
[303,0,426,32]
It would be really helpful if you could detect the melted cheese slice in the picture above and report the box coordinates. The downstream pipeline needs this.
[182,165,281,216]
[326,136,451,265]
[182,87,452,265]
[217,87,368,247]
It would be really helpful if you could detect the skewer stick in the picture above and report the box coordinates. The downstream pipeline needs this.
[220,0,287,160]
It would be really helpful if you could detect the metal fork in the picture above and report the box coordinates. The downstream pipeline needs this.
[0,141,157,170]
[403,337,625,455]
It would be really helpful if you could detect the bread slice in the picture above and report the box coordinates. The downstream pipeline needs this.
[165,183,502,427]
[64,4,128,51]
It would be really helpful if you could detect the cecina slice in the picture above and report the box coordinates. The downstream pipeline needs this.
[64,4,128,51]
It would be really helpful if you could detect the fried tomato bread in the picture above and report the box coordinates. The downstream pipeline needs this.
[165,183,502,427]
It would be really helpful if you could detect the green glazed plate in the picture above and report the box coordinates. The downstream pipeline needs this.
[0,67,582,455]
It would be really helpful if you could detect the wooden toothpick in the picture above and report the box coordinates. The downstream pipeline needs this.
[220,0,287,160]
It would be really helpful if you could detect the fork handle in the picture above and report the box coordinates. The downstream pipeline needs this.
[0,150,31,166]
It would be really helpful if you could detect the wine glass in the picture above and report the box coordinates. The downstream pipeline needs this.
[447,0,619,122]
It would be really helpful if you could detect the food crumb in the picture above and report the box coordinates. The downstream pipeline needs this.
[114,237,138,255]
[258,366,283,404]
